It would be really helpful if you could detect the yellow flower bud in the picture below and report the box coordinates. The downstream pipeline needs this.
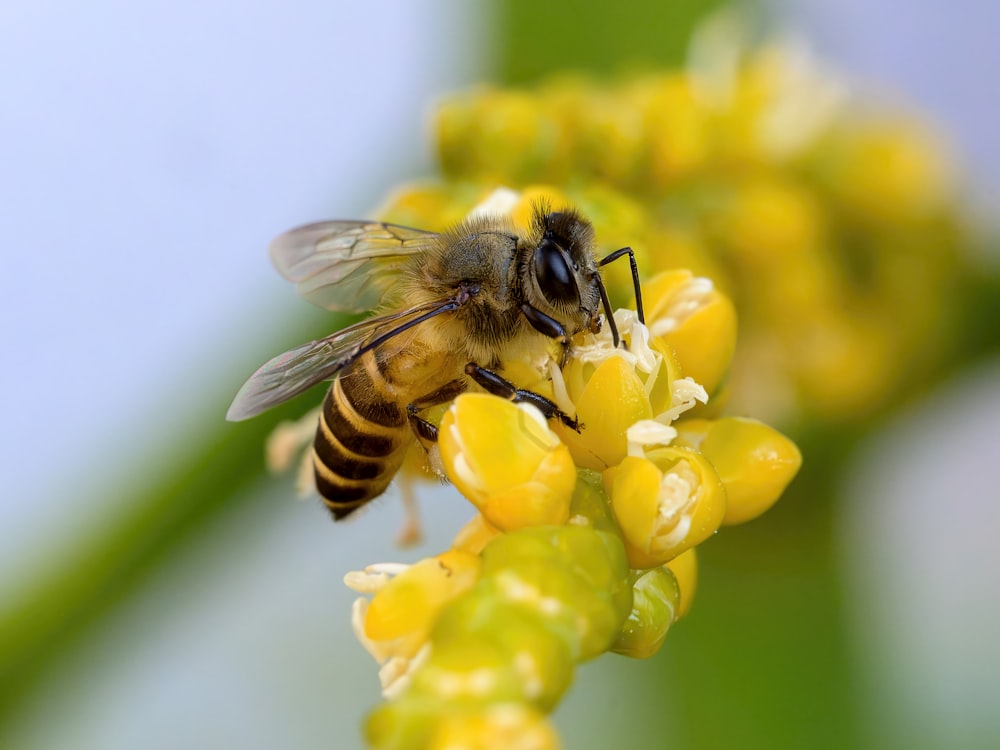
[435,88,559,184]
[411,636,524,705]
[365,553,480,644]
[583,91,647,185]
[555,355,653,470]
[439,394,576,531]
[451,514,503,556]
[431,594,575,711]
[604,448,726,569]
[639,74,708,184]
[697,416,802,525]
[718,177,824,266]
[817,118,953,222]
[429,704,560,750]
[644,270,738,396]
[664,548,698,619]
[612,566,680,659]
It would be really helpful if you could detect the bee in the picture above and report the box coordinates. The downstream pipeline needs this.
[227,205,644,520]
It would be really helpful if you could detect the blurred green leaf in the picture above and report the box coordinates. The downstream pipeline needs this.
[497,0,724,83]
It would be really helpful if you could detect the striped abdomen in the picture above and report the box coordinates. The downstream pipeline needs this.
[313,353,411,520]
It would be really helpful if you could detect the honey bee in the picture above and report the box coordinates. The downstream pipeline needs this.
[227,205,643,520]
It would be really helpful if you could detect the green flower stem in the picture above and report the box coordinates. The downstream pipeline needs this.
[366,524,632,750]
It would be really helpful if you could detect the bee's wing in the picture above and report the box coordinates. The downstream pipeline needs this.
[269,220,440,313]
[226,300,454,421]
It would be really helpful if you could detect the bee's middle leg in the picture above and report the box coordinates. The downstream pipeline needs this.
[406,378,467,445]
[464,363,581,431]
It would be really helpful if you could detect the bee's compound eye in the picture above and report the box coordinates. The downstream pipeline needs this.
[534,239,579,304]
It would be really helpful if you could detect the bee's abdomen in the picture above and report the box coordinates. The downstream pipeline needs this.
[313,362,409,520]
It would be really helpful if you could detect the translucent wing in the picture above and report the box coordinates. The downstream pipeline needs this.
[269,220,440,312]
[226,300,456,421]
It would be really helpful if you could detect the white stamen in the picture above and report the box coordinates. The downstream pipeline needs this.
[380,644,431,699]
[343,562,411,595]
[547,358,576,415]
[570,310,659,376]
[626,420,679,456]
[658,377,709,424]
[652,460,700,549]
[365,562,411,576]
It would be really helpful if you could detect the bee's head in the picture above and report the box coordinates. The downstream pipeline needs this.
[525,207,602,331]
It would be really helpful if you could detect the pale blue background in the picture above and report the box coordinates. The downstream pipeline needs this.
[1,1,998,748]
[0,0,485,573]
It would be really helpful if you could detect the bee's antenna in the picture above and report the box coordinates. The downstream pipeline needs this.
[598,246,644,324]
[593,271,622,348]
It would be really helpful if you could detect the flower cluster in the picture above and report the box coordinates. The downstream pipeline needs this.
[381,34,966,428]
[344,189,800,750]
[323,23,974,746]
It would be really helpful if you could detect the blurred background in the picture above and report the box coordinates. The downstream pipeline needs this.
[2,1,998,748]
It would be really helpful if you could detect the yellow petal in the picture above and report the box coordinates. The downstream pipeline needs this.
[664,548,698,619]
[482,481,572,529]
[607,449,727,568]
[439,394,576,531]
[556,356,652,470]
[429,704,560,750]
[645,270,737,395]
[451,514,503,555]
[604,456,663,555]
[699,417,802,525]
[365,554,479,642]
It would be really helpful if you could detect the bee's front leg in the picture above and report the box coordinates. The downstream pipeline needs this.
[518,303,575,366]
[464,363,582,432]
[406,378,467,446]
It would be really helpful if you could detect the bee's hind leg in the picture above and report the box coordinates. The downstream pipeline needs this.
[396,378,467,547]
[394,466,423,548]
[406,378,468,446]
[464,363,581,432]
